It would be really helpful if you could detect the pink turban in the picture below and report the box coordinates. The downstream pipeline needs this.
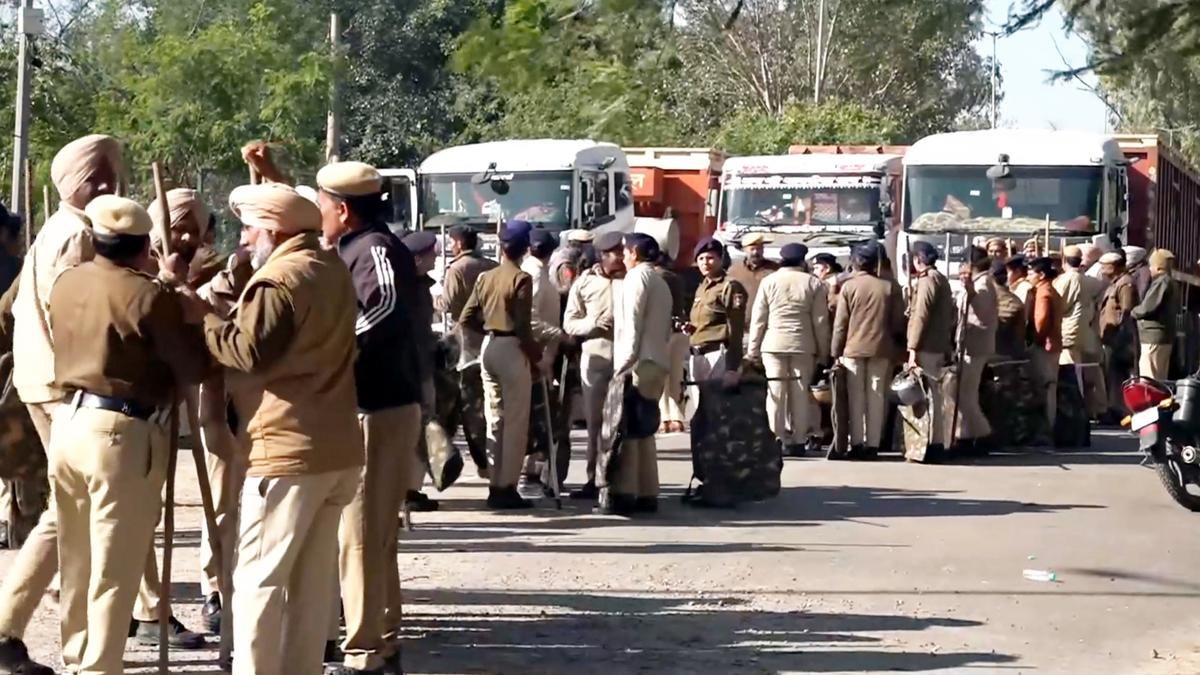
[228,183,320,234]
[51,134,122,205]
[149,188,210,244]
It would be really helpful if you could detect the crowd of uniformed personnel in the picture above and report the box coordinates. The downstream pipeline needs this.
[0,133,1187,675]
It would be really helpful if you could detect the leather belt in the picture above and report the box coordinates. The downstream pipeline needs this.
[75,392,157,420]
[487,330,517,337]
[690,343,724,356]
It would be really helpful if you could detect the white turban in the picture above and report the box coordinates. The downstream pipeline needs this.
[51,134,122,206]
[228,183,320,234]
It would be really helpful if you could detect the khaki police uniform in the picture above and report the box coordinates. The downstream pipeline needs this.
[459,258,538,490]
[906,268,955,447]
[563,267,618,485]
[612,261,674,499]
[747,266,830,447]
[48,196,210,673]
[688,271,748,383]
[656,265,689,428]
[439,249,498,472]
[0,137,180,647]
[205,184,364,674]
[957,271,999,442]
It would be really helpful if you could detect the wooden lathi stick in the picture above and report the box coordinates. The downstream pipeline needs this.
[151,162,175,674]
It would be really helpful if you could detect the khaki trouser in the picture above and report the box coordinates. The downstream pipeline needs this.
[198,381,246,599]
[915,353,946,446]
[613,362,667,498]
[612,437,659,498]
[339,404,421,671]
[481,335,532,489]
[957,352,992,441]
[1032,347,1062,433]
[842,356,890,448]
[51,405,169,674]
[580,352,613,484]
[0,402,164,640]
[1140,343,1172,381]
[761,352,816,446]
[658,334,689,424]
[232,467,359,675]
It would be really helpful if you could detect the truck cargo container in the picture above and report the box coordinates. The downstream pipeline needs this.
[623,147,726,269]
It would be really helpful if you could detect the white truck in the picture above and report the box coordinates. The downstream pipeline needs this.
[898,129,1129,282]
[714,151,904,264]
[381,139,636,241]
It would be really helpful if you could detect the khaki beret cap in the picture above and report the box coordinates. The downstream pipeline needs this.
[1099,252,1124,264]
[86,195,152,237]
[1150,248,1176,271]
[741,232,770,246]
[567,229,595,243]
[316,161,383,197]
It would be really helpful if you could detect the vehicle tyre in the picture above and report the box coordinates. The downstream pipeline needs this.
[1153,457,1200,512]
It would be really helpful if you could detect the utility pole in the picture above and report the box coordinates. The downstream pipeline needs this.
[325,12,341,164]
[813,0,825,104]
[10,1,43,210]
[986,30,1000,129]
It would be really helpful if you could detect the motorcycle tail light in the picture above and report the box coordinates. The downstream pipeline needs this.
[1123,378,1172,412]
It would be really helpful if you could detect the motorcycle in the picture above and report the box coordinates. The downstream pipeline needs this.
[1122,375,1200,511]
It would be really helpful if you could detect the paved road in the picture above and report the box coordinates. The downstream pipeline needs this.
[5,428,1199,674]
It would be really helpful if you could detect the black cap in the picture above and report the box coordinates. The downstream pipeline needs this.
[780,243,808,267]
[403,231,437,255]
[693,236,723,260]
[530,228,558,249]
[595,231,624,252]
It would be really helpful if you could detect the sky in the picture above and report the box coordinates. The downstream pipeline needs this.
[978,0,1110,132]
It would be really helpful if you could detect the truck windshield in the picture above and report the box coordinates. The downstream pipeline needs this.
[421,171,573,230]
[905,165,1103,234]
[719,175,882,228]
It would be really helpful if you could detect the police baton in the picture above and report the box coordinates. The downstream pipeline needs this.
[152,163,229,672]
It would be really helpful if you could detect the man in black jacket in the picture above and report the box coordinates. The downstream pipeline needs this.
[317,161,422,675]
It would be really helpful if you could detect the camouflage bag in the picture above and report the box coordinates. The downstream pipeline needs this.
[685,374,781,507]
[0,354,44,483]
[0,353,48,545]
[983,360,1048,447]
[1054,364,1090,449]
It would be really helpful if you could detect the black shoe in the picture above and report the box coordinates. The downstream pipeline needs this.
[405,490,439,512]
[131,616,205,649]
[0,636,53,675]
[862,446,880,461]
[922,444,946,464]
[202,592,221,635]
[384,649,403,675]
[487,487,533,510]
[783,443,806,458]
[633,497,658,513]
[843,444,867,460]
[569,481,598,500]
[804,438,824,455]
[324,640,345,664]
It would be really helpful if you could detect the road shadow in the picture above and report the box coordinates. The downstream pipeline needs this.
[399,588,1016,673]
[426,484,1102,541]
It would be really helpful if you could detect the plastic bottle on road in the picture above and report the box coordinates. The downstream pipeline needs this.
[1022,569,1058,582]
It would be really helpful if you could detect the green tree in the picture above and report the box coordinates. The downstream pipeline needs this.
[712,101,901,155]
[453,0,686,145]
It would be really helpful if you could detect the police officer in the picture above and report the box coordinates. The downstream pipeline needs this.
[562,232,625,499]
[403,230,442,512]
[602,233,672,515]
[317,162,422,675]
[747,243,830,457]
[438,225,498,476]
[727,232,778,327]
[459,221,541,509]
[48,196,211,673]
[905,241,955,460]
[687,237,747,389]
[523,228,569,486]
